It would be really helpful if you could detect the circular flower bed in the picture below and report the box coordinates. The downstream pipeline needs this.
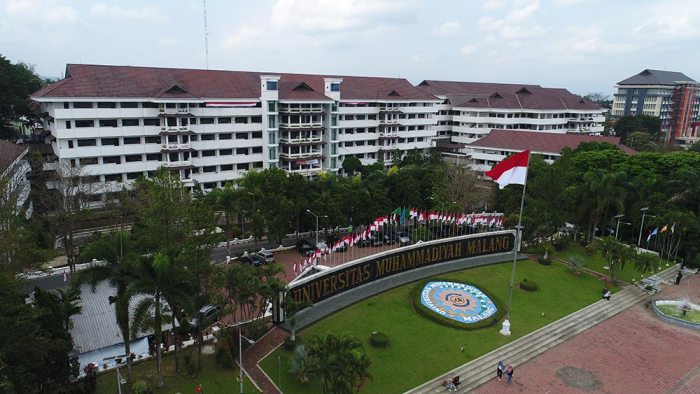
[652,300,700,330]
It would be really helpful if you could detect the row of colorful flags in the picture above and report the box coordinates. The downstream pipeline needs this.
[646,223,675,242]
[291,209,505,276]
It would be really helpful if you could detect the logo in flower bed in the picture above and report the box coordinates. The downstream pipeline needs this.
[420,281,497,323]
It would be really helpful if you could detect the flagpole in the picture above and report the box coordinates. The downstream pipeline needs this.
[500,153,530,337]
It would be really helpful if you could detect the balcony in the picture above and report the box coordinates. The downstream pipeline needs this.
[378,144,399,151]
[279,107,325,114]
[164,160,195,170]
[159,127,195,136]
[279,137,324,146]
[379,119,402,126]
[278,151,324,161]
[158,109,194,118]
[378,132,398,139]
[161,143,194,153]
[379,107,402,113]
[278,122,324,130]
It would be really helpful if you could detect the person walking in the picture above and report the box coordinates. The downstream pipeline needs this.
[496,360,505,381]
[506,364,514,384]
[675,270,683,285]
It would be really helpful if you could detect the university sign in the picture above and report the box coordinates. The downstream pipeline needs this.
[288,231,515,305]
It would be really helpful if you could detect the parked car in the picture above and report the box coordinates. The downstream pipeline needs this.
[190,304,221,332]
[239,253,265,266]
[395,231,411,246]
[256,250,275,264]
[296,239,315,255]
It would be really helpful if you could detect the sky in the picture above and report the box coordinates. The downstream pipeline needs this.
[2,0,699,96]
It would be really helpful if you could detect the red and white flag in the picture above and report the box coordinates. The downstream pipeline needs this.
[485,150,530,189]
[293,261,298,275]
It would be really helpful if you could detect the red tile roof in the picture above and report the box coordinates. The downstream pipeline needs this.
[32,64,438,102]
[416,80,600,111]
[468,129,635,155]
[0,140,29,175]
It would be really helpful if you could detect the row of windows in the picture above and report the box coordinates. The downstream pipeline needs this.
[74,152,264,166]
[63,101,263,109]
[65,132,264,148]
[65,116,263,129]
[341,137,427,147]
[339,102,433,108]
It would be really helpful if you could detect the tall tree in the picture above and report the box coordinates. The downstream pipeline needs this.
[0,55,45,138]
[74,231,137,380]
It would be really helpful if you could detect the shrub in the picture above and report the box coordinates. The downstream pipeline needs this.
[519,278,538,291]
[284,336,302,351]
[131,380,148,394]
[538,257,551,266]
[410,278,505,330]
[369,331,389,348]
[214,337,235,369]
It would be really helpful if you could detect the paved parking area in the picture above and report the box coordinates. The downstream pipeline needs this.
[475,271,700,393]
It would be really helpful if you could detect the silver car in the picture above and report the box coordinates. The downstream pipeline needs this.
[256,250,275,264]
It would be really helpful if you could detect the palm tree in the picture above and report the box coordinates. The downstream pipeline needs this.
[73,231,137,379]
[129,253,193,388]
[306,334,372,393]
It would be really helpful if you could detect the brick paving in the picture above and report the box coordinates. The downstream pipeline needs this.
[474,271,700,394]
[241,326,288,394]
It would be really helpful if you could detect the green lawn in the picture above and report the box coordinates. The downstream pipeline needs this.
[554,244,671,284]
[94,348,258,394]
[260,259,607,393]
[657,305,700,323]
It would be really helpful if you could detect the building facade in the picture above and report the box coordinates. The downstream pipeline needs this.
[32,65,440,202]
[0,140,31,217]
[415,80,605,160]
[612,69,700,145]
[468,129,635,173]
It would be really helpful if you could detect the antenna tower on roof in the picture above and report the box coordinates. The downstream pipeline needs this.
[203,0,209,69]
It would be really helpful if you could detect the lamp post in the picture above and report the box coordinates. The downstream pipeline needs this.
[103,354,128,394]
[238,326,255,394]
[306,209,327,246]
[613,214,624,239]
[616,222,631,240]
[637,207,655,249]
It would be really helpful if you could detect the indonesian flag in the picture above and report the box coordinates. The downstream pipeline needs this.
[293,261,298,275]
[409,208,417,218]
[418,210,425,221]
[485,150,530,189]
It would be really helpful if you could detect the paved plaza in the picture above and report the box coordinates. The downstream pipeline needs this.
[475,271,700,394]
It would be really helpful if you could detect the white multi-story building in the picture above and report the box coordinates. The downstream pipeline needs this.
[31,64,440,201]
[612,69,700,145]
[0,140,31,217]
[415,80,605,158]
[467,129,635,173]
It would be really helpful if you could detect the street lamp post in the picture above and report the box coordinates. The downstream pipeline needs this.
[103,355,128,394]
[616,222,631,240]
[238,326,255,394]
[637,207,655,249]
[306,209,327,246]
[613,214,624,240]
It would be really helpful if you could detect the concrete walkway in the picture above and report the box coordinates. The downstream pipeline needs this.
[474,266,700,393]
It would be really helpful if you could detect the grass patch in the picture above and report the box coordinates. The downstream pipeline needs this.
[554,244,641,284]
[657,305,700,323]
[261,259,605,393]
[94,347,256,394]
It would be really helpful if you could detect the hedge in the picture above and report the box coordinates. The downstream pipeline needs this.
[369,331,389,348]
[409,278,505,330]
[519,279,538,291]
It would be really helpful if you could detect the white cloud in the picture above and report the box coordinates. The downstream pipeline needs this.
[90,3,166,21]
[269,0,416,33]
[482,0,506,10]
[434,21,462,36]
[158,37,178,47]
[221,0,420,51]
[460,44,477,55]
[412,53,435,65]
[552,0,591,6]
[635,1,700,39]
[6,0,77,23]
